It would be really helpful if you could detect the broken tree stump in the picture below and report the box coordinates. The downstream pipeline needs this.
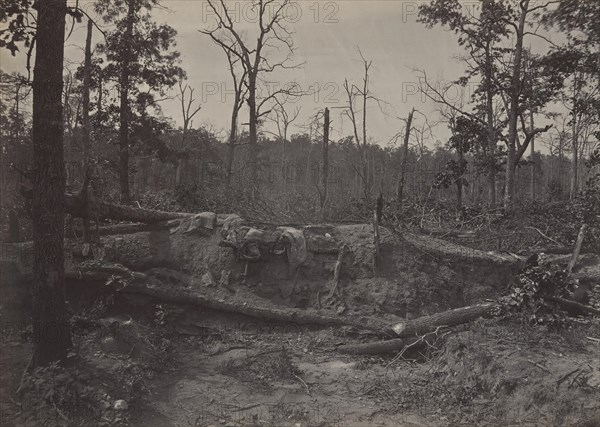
[567,224,588,274]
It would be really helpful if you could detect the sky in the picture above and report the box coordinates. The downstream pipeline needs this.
[0,0,562,149]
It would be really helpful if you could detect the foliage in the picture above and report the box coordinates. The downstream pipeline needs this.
[501,256,574,329]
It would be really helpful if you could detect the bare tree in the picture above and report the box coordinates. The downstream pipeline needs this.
[175,78,202,186]
[200,0,303,194]
[264,97,301,191]
[395,108,415,204]
[342,49,382,200]
[224,46,247,187]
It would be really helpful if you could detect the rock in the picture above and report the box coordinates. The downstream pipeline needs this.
[114,400,128,411]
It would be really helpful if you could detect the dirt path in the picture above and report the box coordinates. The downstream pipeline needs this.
[131,329,442,427]
[127,316,600,427]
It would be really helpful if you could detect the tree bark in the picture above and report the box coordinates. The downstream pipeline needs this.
[31,0,72,366]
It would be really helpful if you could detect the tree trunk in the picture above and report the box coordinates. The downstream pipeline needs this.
[31,0,72,366]
[82,19,93,243]
[570,78,579,199]
[530,112,535,201]
[485,42,496,205]
[226,107,238,187]
[504,0,528,211]
[392,303,499,337]
[320,108,330,217]
[248,74,258,195]
[119,0,135,205]
[456,148,464,209]
[396,108,414,204]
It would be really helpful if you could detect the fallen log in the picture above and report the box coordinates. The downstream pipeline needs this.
[544,296,600,316]
[20,186,192,223]
[65,265,395,336]
[68,220,182,237]
[391,303,499,337]
[401,232,524,267]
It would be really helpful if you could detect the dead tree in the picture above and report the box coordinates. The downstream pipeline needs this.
[264,98,301,192]
[200,0,303,194]
[225,46,247,187]
[342,49,376,200]
[175,78,202,186]
[396,108,414,204]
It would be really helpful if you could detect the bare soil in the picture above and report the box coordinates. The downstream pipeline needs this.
[1,221,599,426]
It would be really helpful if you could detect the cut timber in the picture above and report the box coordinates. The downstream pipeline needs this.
[21,186,191,223]
[391,303,499,337]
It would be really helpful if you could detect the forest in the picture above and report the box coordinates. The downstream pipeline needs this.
[1,0,599,426]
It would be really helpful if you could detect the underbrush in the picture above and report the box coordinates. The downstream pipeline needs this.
[367,317,600,426]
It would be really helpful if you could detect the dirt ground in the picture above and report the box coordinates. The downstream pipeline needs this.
[1,221,600,426]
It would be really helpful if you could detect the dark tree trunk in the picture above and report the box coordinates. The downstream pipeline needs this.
[31,0,72,366]
[119,0,135,204]
[226,103,238,187]
[456,147,464,209]
[530,112,535,201]
[320,107,330,215]
[570,79,579,200]
[504,0,528,211]
[82,19,93,243]
[484,41,496,205]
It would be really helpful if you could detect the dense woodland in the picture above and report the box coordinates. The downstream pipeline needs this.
[0,2,599,423]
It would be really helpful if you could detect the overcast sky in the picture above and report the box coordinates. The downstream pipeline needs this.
[1,0,561,148]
